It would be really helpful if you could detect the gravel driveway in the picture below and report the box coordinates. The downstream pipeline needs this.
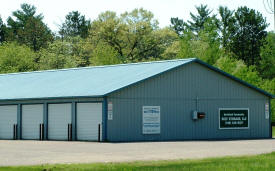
[0,139,274,166]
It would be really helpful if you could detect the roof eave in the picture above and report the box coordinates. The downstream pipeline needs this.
[0,95,104,102]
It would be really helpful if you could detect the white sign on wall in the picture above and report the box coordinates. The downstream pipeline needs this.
[142,106,160,134]
[108,102,113,120]
[265,102,269,119]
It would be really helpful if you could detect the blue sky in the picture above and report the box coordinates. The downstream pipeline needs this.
[1,0,274,32]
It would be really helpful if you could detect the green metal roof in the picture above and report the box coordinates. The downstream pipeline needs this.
[0,58,273,101]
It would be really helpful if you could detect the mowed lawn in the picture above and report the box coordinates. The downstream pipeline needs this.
[1,152,275,171]
[273,126,275,138]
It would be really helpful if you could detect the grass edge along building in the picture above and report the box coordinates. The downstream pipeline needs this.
[0,58,274,142]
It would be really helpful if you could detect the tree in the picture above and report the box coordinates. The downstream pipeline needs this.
[89,8,177,62]
[218,6,235,52]
[229,6,268,66]
[215,57,262,87]
[6,3,53,51]
[0,16,7,43]
[156,28,179,60]
[38,40,80,70]
[259,32,275,79]
[59,11,91,39]
[0,42,37,73]
[177,19,221,65]
[188,4,216,34]
[161,40,180,60]
[20,17,53,52]
[177,29,195,59]
[170,17,187,36]
[198,19,221,64]
[89,42,121,65]
[67,37,92,67]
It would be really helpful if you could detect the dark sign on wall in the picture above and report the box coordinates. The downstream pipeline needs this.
[219,108,249,129]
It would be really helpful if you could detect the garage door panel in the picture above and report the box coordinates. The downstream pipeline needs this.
[77,103,102,141]
[22,104,43,140]
[48,103,71,140]
[0,105,17,139]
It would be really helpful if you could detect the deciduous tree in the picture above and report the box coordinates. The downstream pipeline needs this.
[0,42,37,73]
[259,32,275,79]
[89,8,177,62]
[38,40,80,70]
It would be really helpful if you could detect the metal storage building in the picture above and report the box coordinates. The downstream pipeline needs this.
[0,58,273,142]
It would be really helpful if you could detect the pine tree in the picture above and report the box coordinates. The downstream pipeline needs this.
[229,6,268,66]
[6,3,53,51]
[59,11,91,39]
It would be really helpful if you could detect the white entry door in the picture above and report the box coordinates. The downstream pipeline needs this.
[48,103,71,140]
[77,103,102,141]
[22,104,43,140]
[0,105,17,139]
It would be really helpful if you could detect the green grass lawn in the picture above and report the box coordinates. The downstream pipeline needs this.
[273,126,275,138]
[1,152,275,171]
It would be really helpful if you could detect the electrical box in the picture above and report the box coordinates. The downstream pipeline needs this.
[192,111,206,120]
[192,111,198,120]
[198,112,206,119]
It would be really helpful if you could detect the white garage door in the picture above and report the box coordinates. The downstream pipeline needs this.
[22,104,43,140]
[0,105,17,139]
[77,103,102,141]
[48,103,71,140]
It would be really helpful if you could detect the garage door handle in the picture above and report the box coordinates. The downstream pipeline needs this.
[13,124,17,140]
[39,124,44,141]
[68,124,72,141]
[98,124,101,142]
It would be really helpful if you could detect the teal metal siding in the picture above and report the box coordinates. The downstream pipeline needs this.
[43,103,48,140]
[102,97,108,141]
[107,63,270,142]
[72,102,76,141]
[269,99,272,138]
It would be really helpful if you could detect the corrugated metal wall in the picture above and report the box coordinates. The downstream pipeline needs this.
[107,62,270,142]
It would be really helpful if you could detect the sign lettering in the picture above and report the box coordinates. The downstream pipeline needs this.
[219,109,249,129]
[108,102,113,120]
[142,106,160,134]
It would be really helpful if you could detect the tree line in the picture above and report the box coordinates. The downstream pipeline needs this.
[0,4,274,121]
